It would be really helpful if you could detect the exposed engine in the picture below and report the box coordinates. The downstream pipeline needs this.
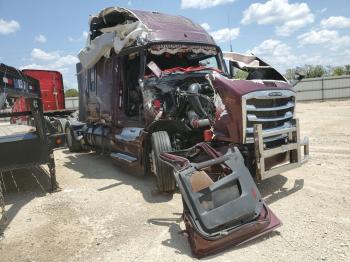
[142,74,216,129]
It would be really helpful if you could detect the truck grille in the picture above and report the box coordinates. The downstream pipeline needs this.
[242,90,295,144]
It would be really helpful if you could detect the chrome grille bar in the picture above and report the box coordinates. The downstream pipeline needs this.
[242,90,296,144]
[247,111,293,122]
[246,101,294,111]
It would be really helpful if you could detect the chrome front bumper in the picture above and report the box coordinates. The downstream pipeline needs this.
[253,118,309,180]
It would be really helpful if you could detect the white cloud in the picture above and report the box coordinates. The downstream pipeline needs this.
[50,55,78,68]
[0,18,20,35]
[20,63,47,70]
[34,34,47,43]
[297,29,350,49]
[127,1,132,5]
[248,39,297,70]
[181,0,234,9]
[321,16,350,29]
[68,36,79,42]
[275,18,314,36]
[248,37,350,73]
[210,27,239,43]
[200,23,211,31]
[31,48,59,61]
[241,0,314,36]
[21,51,79,88]
[296,51,350,67]
[317,8,327,14]
[68,31,89,42]
[29,48,78,69]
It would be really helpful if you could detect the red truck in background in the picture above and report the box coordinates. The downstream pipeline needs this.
[11,69,77,134]
[23,70,65,111]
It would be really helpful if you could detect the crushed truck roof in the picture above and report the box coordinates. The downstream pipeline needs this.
[78,7,216,70]
[127,9,215,44]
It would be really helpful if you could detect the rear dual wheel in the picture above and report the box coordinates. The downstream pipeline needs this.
[65,123,82,152]
[151,131,176,193]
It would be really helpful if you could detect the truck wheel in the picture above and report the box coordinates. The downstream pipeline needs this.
[53,119,64,133]
[44,116,56,134]
[65,124,82,152]
[151,131,176,193]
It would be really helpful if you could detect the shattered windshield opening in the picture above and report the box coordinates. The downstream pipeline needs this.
[144,44,224,78]
[223,52,287,82]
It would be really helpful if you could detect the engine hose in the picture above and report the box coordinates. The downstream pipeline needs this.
[190,118,210,128]
[187,110,210,128]
[187,83,207,118]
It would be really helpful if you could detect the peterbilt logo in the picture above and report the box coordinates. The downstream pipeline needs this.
[268,91,283,97]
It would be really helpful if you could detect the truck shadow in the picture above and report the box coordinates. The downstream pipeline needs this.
[147,215,193,257]
[257,175,304,205]
[63,151,174,204]
[62,152,303,205]
[0,167,51,235]
[147,215,281,259]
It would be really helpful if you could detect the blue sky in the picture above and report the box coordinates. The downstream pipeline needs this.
[0,0,349,89]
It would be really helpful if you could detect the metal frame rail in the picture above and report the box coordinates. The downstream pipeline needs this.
[253,118,309,180]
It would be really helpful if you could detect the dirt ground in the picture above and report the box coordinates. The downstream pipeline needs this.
[0,100,349,262]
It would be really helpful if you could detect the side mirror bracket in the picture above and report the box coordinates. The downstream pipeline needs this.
[229,61,235,79]
[291,67,306,87]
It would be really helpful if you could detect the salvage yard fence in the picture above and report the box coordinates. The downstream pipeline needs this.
[295,75,350,101]
[65,97,79,109]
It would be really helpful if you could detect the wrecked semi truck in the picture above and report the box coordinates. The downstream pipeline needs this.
[68,7,309,192]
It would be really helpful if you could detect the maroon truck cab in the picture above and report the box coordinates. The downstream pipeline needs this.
[70,7,308,187]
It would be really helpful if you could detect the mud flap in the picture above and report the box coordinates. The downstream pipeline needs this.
[160,143,281,257]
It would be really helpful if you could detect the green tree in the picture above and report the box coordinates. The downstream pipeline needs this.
[305,65,326,78]
[344,65,350,75]
[332,66,345,76]
[234,69,248,80]
[65,88,79,97]
[284,68,296,81]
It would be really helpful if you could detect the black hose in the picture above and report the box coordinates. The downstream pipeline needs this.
[187,83,207,118]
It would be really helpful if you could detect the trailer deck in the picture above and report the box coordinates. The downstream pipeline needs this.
[0,63,65,221]
[0,123,35,137]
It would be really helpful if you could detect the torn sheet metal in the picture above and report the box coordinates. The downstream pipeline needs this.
[78,32,115,70]
[223,52,269,69]
[78,20,147,70]
[129,9,215,45]
[78,7,217,70]
[223,52,287,82]
[112,22,147,53]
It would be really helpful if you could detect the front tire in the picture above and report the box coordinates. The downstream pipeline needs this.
[151,131,176,193]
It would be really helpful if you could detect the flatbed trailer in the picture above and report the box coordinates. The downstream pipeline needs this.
[0,63,64,219]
